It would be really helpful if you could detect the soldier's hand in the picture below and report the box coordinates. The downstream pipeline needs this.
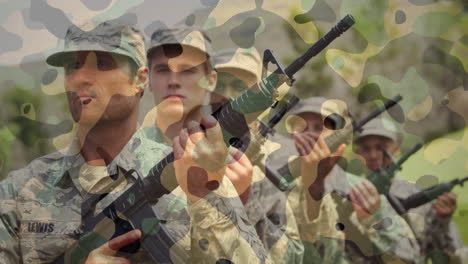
[293,131,345,186]
[225,146,253,204]
[85,229,141,264]
[173,116,228,202]
[433,192,457,218]
[350,180,381,220]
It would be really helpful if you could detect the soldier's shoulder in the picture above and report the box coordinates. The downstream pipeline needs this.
[2,151,67,192]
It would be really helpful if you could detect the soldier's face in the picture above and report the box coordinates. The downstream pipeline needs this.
[356,135,398,171]
[148,46,216,119]
[64,51,140,126]
[290,112,335,139]
[211,69,257,104]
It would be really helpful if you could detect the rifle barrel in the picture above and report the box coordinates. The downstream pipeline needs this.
[355,94,403,130]
[284,15,355,77]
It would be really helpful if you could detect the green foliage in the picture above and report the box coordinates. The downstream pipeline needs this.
[0,86,50,178]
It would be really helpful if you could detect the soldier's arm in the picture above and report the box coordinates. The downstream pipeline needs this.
[424,192,465,262]
[186,176,269,263]
[0,174,22,263]
[172,117,270,263]
[348,186,421,262]
[251,173,304,264]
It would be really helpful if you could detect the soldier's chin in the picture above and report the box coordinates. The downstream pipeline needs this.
[71,110,100,126]
[158,102,184,119]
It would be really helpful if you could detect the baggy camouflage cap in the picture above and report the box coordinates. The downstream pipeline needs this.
[355,118,400,143]
[147,26,213,63]
[46,20,146,68]
[214,48,262,81]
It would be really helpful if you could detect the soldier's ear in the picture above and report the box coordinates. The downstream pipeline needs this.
[135,66,148,97]
[207,69,217,92]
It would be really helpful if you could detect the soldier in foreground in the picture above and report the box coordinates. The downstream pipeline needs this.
[0,20,168,263]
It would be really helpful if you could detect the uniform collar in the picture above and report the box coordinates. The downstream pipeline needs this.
[53,130,144,195]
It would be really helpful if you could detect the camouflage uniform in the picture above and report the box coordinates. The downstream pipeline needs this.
[265,132,349,263]
[325,167,421,263]
[214,47,306,262]
[356,118,465,263]
[0,126,273,263]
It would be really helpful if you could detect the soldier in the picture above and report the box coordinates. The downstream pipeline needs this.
[266,97,420,263]
[355,118,465,263]
[0,20,166,263]
[212,47,305,263]
[142,26,270,263]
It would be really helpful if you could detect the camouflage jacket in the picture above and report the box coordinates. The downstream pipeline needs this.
[142,126,304,263]
[325,168,421,263]
[0,129,269,263]
[264,133,349,263]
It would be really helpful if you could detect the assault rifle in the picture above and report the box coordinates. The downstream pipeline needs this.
[54,15,356,263]
[399,176,468,213]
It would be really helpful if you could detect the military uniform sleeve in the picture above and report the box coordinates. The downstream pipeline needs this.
[349,195,421,262]
[0,173,22,264]
[421,210,465,263]
[288,180,350,264]
[187,177,270,264]
[265,196,304,264]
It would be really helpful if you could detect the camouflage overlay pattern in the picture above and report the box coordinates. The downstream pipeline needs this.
[0,0,467,263]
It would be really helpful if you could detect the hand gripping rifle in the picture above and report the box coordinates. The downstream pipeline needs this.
[54,16,356,263]
[270,94,403,191]
[332,143,423,216]
[399,176,468,214]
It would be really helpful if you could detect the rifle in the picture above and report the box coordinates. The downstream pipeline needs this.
[54,15,356,263]
[331,143,423,216]
[270,94,403,191]
[400,176,468,213]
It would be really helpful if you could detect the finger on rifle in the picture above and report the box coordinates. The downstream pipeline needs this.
[316,136,331,157]
[173,136,184,160]
[294,138,307,156]
[179,128,189,150]
[437,194,453,208]
[444,192,457,206]
[362,179,378,198]
[228,146,249,167]
[97,229,141,256]
[351,184,370,213]
[228,146,242,162]
[294,133,312,155]
[201,115,222,141]
[302,133,317,155]
[187,121,204,144]
[350,188,365,211]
